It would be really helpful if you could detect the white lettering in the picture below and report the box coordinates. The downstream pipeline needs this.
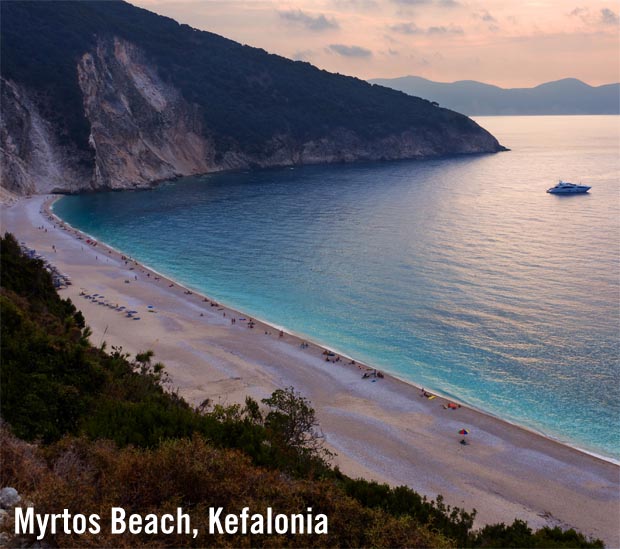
[209,507,223,534]
[145,514,158,534]
[240,507,249,534]
[35,513,49,540]
[177,508,190,533]
[128,513,142,534]
[89,514,101,535]
[14,507,34,535]
[225,513,238,533]
[159,514,173,535]
[73,514,86,535]
[274,514,287,534]
[250,514,263,534]
[15,509,101,539]
[111,507,126,534]
[315,514,328,534]
[290,513,303,534]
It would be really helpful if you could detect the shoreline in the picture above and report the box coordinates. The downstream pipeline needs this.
[2,194,619,546]
[47,195,618,467]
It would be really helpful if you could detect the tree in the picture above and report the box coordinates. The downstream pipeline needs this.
[261,387,331,464]
[134,349,169,386]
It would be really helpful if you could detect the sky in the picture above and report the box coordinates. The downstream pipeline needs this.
[130,0,620,87]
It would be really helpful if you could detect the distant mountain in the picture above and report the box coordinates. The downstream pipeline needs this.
[369,76,620,116]
[0,1,503,195]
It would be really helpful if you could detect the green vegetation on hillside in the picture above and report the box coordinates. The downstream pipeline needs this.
[0,1,495,156]
[0,233,603,547]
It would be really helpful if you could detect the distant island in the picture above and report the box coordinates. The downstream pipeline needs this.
[0,1,503,196]
[369,76,620,116]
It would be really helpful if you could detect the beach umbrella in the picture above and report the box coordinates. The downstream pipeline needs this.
[458,429,469,435]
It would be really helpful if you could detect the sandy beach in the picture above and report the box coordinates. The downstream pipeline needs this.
[1,194,618,546]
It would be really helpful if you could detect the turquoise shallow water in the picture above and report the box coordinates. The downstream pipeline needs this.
[54,115,620,460]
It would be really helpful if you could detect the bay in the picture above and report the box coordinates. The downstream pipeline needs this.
[54,115,620,460]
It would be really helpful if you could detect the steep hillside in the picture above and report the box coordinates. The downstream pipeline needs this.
[369,75,620,116]
[0,1,504,195]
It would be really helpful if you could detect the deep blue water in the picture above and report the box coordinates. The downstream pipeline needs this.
[54,116,620,460]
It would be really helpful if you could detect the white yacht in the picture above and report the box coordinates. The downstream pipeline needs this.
[547,180,591,194]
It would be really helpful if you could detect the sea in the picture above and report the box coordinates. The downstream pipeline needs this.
[54,115,620,462]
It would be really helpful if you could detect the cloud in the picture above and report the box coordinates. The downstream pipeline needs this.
[392,0,459,5]
[600,8,619,25]
[331,0,378,10]
[428,25,463,34]
[392,0,431,5]
[389,22,463,35]
[292,50,314,61]
[278,9,339,31]
[472,9,497,30]
[569,6,619,26]
[389,22,421,34]
[568,7,590,23]
[328,44,373,57]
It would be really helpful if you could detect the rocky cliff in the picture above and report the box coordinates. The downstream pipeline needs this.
[1,79,93,194]
[0,1,505,195]
[76,38,215,189]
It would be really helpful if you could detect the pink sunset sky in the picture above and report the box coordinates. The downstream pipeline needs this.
[130,0,619,88]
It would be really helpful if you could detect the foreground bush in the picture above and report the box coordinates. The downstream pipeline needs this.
[0,427,452,548]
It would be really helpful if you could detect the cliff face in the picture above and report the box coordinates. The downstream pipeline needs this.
[0,1,505,196]
[77,39,215,189]
[1,79,93,194]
